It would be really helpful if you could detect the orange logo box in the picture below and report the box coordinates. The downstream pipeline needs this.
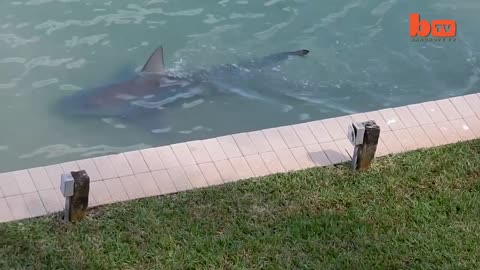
[410,13,456,37]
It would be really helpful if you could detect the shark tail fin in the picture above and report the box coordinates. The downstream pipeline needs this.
[290,49,310,56]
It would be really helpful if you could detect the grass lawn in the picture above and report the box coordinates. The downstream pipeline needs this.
[1,140,480,269]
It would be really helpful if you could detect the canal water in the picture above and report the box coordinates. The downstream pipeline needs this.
[0,0,479,172]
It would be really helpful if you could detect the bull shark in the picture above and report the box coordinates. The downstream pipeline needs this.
[55,46,310,128]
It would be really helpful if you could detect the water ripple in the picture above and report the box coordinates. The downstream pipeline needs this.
[371,0,397,16]
[0,34,40,48]
[12,0,80,6]
[26,56,73,70]
[20,143,151,159]
[32,78,59,88]
[65,34,109,48]
[35,5,204,35]
[229,13,264,19]
[254,7,297,40]
[303,1,361,33]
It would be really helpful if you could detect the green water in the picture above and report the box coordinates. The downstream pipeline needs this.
[0,0,479,172]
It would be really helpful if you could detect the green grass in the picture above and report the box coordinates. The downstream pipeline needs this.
[2,140,480,269]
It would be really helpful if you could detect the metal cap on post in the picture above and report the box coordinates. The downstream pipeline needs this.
[60,170,90,222]
[347,122,366,146]
[60,173,74,222]
[347,120,380,171]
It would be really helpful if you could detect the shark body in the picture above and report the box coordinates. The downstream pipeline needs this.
[55,47,310,127]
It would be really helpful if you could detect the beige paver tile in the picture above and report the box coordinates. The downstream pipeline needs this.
[44,164,64,189]
[140,148,165,171]
[198,163,223,186]
[39,189,63,213]
[13,170,36,194]
[93,156,118,180]
[274,148,301,171]
[233,133,258,155]
[186,141,212,164]
[422,101,448,123]
[308,120,333,143]
[436,121,461,144]
[155,146,181,169]
[214,160,240,182]
[322,118,346,141]
[335,139,354,160]
[407,126,434,149]
[464,116,480,137]
[379,108,405,130]
[380,131,404,154]
[277,126,303,148]
[103,178,129,202]
[183,165,209,188]
[422,124,448,146]
[305,144,332,166]
[436,99,462,120]
[290,146,315,169]
[375,138,390,157]
[171,143,197,167]
[28,167,53,191]
[23,192,46,217]
[321,141,349,164]
[120,175,145,200]
[0,172,21,197]
[5,195,30,220]
[248,131,273,153]
[55,189,65,207]
[76,159,102,182]
[260,152,286,174]
[449,119,475,141]
[229,156,255,179]
[124,151,150,174]
[151,170,177,195]
[109,153,134,177]
[262,128,288,150]
[245,154,270,177]
[365,111,391,131]
[202,138,228,161]
[60,161,79,174]
[392,129,418,151]
[464,94,480,118]
[136,172,162,197]
[166,167,193,192]
[450,96,475,118]
[394,106,419,128]
[90,181,113,205]
[335,115,354,134]
[0,198,13,222]
[292,123,318,145]
[88,191,98,207]
[351,113,368,123]
[217,135,243,158]
[407,104,434,125]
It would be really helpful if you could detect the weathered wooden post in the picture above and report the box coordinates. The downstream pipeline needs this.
[347,120,380,171]
[60,170,90,222]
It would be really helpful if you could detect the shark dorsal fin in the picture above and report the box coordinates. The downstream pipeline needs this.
[141,46,165,73]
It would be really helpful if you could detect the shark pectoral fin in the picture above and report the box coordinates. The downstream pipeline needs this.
[142,46,166,73]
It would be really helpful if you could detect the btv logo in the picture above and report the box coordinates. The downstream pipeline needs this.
[409,13,456,38]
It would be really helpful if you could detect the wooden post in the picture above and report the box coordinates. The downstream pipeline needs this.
[68,170,90,222]
[352,120,380,171]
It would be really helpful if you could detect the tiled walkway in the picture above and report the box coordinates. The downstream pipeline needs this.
[1,93,480,223]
